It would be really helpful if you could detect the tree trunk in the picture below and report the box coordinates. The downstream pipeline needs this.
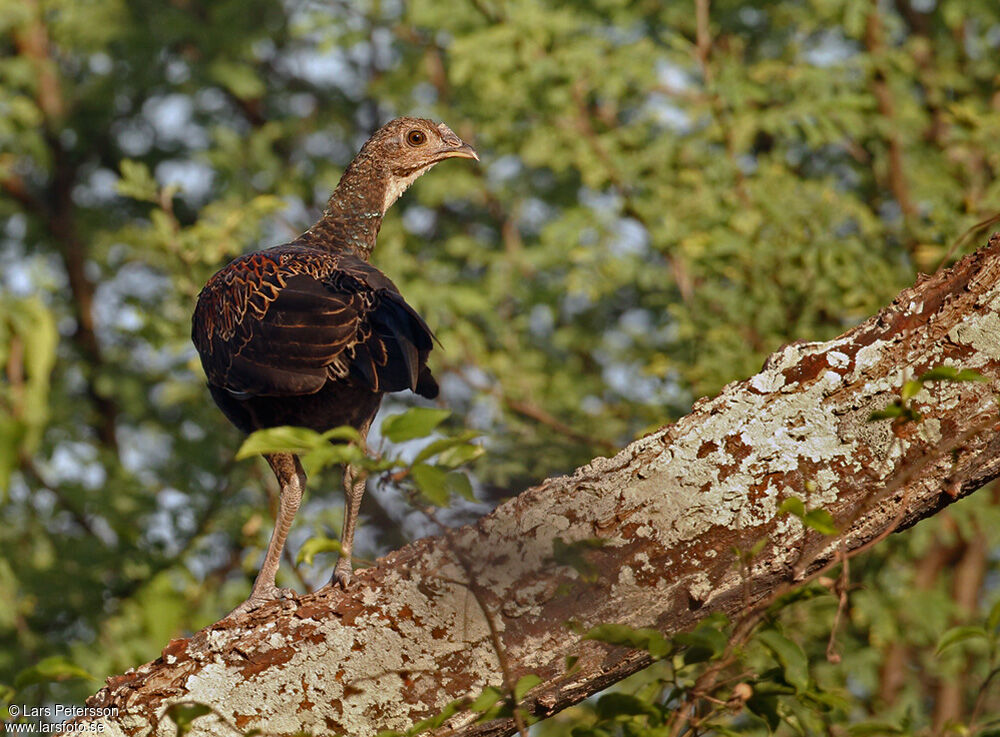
[73,236,1000,737]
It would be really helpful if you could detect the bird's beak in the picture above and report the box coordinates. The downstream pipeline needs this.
[435,122,479,162]
[438,142,479,162]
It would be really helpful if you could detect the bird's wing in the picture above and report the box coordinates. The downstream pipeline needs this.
[332,254,438,397]
[192,248,437,398]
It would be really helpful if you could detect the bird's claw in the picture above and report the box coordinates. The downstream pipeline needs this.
[331,558,353,589]
[225,585,297,619]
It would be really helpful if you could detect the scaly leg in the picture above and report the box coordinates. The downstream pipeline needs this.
[332,422,371,588]
[227,452,305,617]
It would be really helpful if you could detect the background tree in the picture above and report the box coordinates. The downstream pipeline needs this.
[1,0,999,733]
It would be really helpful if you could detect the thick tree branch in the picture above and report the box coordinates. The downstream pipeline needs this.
[74,236,1000,737]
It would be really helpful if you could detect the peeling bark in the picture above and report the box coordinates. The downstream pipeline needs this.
[74,237,1000,737]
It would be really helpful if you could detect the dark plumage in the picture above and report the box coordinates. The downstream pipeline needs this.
[192,118,477,616]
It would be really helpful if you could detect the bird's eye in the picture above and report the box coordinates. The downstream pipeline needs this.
[406,129,427,146]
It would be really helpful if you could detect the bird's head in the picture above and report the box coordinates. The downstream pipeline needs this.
[357,117,479,211]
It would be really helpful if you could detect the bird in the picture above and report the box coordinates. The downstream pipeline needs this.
[191,117,478,616]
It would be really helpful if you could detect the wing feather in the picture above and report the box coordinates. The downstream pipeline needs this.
[192,248,438,399]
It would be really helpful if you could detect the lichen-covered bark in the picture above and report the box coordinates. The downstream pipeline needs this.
[74,237,1000,737]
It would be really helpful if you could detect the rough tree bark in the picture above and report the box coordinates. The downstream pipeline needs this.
[74,237,1000,737]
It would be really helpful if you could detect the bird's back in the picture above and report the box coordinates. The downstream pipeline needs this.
[192,242,438,435]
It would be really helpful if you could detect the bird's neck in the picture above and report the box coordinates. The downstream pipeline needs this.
[300,154,391,261]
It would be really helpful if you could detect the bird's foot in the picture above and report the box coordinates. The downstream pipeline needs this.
[330,557,354,589]
[225,585,297,619]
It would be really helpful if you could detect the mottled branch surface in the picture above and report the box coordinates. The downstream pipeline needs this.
[78,237,1000,737]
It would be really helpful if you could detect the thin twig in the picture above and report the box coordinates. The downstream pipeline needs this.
[825,541,849,664]
[970,665,1000,729]
[934,212,1000,272]
[695,0,712,85]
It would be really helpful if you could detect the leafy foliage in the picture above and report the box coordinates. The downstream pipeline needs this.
[237,408,482,509]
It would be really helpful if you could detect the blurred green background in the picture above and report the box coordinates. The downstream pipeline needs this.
[2,0,1000,732]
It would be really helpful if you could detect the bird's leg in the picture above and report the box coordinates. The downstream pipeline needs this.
[227,452,305,617]
[332,464,365,588]
[332,423,371,588]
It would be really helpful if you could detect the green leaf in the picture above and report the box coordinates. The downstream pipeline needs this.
[14,656,92,689]
[757,630,810,693]
[412,431,480,463]
[802,508,837,535]
[513,674,542,702]
[987,598,1000,632]
[918,366,988,383]
[413,436,463,464]
[236,426,325,460]
[868,402,921,422]
[445,471,476,501]
[473,688,511,723]
[956,369,990,382]
[469,686,504,713]
[746,692,780,731]
[868,405,903,420]
[751,677,798,696]
[595,692,660,721]
[747,537,769,557]
[921,366,961,381]
[778,497,805,518]
[209,60,267,100]
[381,408,451,442]
[296,535,342,566]
[781,498,836,534]
[900,380,923,401]
[300,442,364,475]
[358,455,399,474]
[676,621,728,664]
[411,463,450,506]
[321,426,363,443]
[564,655,579,672]
[585,623,672,659]
[437,442,486,468]
[116,159,159,202]
[406,698,466,735]
[165,703,213,737]
[935,625,988,654]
